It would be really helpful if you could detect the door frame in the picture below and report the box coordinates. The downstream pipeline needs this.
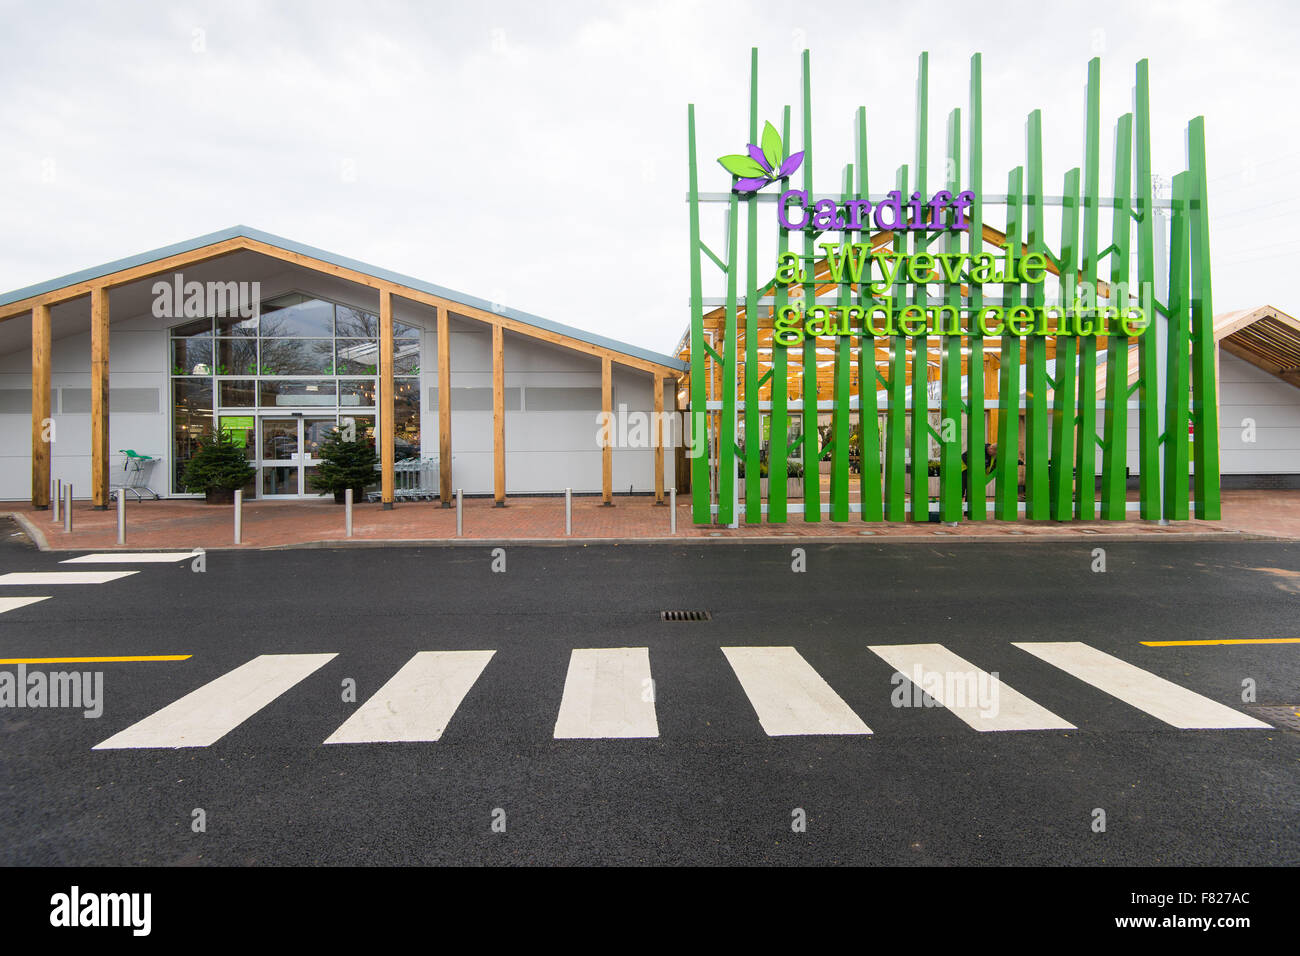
[256,412,338,498]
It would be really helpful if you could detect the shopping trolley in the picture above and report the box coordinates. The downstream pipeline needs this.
[367,457,442,501]
[108,449,161,501]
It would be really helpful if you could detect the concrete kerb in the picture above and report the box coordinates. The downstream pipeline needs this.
[2,511,1279,552]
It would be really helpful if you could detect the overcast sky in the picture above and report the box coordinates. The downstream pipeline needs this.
[0,0,1295,355]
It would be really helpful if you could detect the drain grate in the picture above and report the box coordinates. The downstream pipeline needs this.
[1249,704,1300,731]
[662,610,712,622]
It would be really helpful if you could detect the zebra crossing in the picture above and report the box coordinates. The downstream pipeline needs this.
[89,640,1272,750]
[0,552,195,617]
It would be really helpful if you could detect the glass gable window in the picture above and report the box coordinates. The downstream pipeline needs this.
[168,293,423,494]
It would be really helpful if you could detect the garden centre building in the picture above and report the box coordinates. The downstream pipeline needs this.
[0,227,1298,517]
[0,226,685,509]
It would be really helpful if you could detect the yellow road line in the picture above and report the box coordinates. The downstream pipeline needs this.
[0,655,191,664]
[1140,639,1300,647]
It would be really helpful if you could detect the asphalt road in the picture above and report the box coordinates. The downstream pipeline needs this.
[0,522,1297,866]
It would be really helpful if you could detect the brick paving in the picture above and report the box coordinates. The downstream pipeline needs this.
[6,489,1299,550]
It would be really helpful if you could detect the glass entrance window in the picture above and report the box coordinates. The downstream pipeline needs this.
[171,292,422,496]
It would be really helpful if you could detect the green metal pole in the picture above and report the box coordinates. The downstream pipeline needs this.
[885,164,908,522]
[743,48,761,523]
[1051,168,1081,520]
[800,49,820,522]
[883,166,904,522]
[718,187,739,526]
[995,168,1023,521]
[769,105,792,524]
[1024,109,1049,519]
[687,104,710,524]
[910,51,930,523]
[856,106,883,522]
[1164,171,1191,520]
[1101,112,1133,520]
[1076,57,1101,520]
[1133,59,1161,519]
[966,54,987,520]
[830,165,852,522]
[1188,116,1220,519]
[939,107,963,523]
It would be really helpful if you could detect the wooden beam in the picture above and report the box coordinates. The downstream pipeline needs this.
[232,239,682,377]
[379,289,395,508]
[438,306,452,505]
[90,288,110,508]
[0,235,685,381]
[653,374,665,504]
[602,356,613,505]
[31,305,51,508]
[984,352,1000,439]
[1219,337,1300,391]
[493,322,505,506]
[0,238,248,323]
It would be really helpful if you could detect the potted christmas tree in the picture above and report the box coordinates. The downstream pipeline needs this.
[310,427,379,503]
[179,429,255,504]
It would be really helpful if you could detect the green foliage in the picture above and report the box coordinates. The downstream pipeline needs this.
[309,427,378,494]
[179,429,255,492]
[717,154,766,178]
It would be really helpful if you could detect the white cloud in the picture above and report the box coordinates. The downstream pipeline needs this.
[0,0,1296,354]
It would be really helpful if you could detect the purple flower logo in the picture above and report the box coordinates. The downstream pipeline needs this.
[717,121,804,193]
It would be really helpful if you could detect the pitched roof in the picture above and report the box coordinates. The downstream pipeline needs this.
[0,225,687,372]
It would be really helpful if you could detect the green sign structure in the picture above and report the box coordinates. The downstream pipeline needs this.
[687,49,1219,525]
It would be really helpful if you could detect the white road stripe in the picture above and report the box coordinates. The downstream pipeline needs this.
[93,653,337,749]
[869,643,1075,732]
[0,596,51,614]
[61,552,197,564]
[553,647,658,739]
[0,571,136,585]
[1013,641,1272,729]
[722,646,871,736]
[324,650,495,744]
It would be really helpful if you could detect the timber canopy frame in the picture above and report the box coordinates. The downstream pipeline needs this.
[2,225,687,510]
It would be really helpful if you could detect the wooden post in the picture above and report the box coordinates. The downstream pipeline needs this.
[653,374,665,504]
[438,306,452,506]
[379,289,395,509]
[31,304,51,508]
[492,322,505,506]
[90,287,110,509]
[601,356,613,505]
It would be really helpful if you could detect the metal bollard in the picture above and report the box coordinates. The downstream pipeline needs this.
[116,492,125,545]
[52,479,60,523]
[565,488,572,536]
[456,488,463,537]
[345,488,353,537]
[64,483,72,533]
[233,489,242,545]
[670,488,676,535]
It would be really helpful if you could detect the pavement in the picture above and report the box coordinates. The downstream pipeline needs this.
[6,488,1300,551]
[0,529,1296,866]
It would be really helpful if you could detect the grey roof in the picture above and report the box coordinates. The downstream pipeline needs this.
[0,225,688,371]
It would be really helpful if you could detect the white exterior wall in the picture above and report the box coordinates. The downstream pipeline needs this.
[1118,347,1300,477]
[0,270,676,499]
[1217,349,1300,474]
[428,321,673,495]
